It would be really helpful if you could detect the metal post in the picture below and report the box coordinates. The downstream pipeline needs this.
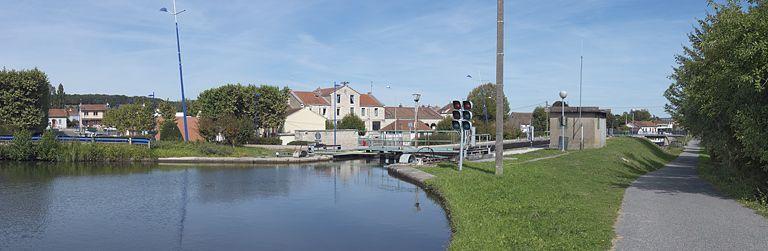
[413,99,419,147]
[494,0,505,176]
[459,128,464,171]
[561,97,566,152]
[579,48,584,150]
[333,82,337,146]
[171,0,190,142]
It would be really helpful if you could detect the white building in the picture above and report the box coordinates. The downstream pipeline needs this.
[47,108,69,129]
[289,83,385,132]
[384,106,443,130]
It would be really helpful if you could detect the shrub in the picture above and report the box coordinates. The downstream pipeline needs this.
[197,143,234,156]
[36,130,60,161]
[159,120,182,141]
[287,141,313,146]
[253,137,282,145]
[56,142,155,162]
[8,130,35,161]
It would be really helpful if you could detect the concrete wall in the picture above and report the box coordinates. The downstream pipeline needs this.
[549,117,607,150]
[283,108,327,134]
[294,129,360,149]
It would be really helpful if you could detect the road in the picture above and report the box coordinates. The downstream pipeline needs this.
[614,140,768,250]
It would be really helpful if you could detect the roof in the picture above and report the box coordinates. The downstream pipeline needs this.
[80,104,108,111]
[48,108,68,118]
[292,91,329,106]
[360,94,384,107]
[509,112,533,123]
[381,119,433,131]
[437,103,453,114]
[286,107,303,115]
[548,106,609,114]
[385,106,443,120]
[314,87,337,96]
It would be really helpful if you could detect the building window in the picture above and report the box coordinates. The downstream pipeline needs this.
[84,111,89,116]
[336,94,341,103]
[336,108,340,116]
[374,108,379,117]
[350,94,355,104]
[350,107,354,115]
[94,112,99,116]
[322,108,327,116]
[372,121,381,131]
[361,108,366,117]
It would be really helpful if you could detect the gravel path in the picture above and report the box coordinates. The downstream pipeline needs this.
[614,140,768,250]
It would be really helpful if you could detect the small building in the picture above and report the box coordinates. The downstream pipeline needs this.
[549,106,609,150]
[279,107,328,144]
[509,112,533,133]
[627,121,659,135]
[47,108,69,129]
[384,106,443,130]
[289,83,385,133]
[79,104,108,128]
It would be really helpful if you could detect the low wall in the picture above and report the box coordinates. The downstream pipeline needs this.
[294,130,359,150]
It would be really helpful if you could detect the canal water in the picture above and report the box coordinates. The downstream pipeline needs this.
[0,161,450,250]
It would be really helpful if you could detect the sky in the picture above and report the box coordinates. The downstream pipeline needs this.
[1,0,712,115]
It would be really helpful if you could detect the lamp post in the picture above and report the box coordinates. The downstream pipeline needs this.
[412,93,421,147]
[160,0,190,142]
[559,91,568,152]
[332,82,341,146]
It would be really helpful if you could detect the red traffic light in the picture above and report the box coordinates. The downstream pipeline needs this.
[452,100,462,110]
[462,100,473,110]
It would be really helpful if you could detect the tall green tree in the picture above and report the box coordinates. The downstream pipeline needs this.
[197,84,290,140]
[55,83,65,108]
[0,68,51,133]
[158,101,182,141]
[665,1,768,173]
[466,83,510,122]
[336,114,366,135]
[531,106,548,133]
[103,104,155,136]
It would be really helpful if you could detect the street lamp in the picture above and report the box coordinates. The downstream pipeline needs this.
[332,82,341,146]
[559,91,568,152]
[160,0,190,142]
[412,93,421,147]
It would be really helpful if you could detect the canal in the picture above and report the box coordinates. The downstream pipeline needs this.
[0,161,450,250]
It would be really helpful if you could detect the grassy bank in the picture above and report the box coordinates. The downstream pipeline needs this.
[698,154,768,217]
[421,137,679,250]
[152,142,281,158]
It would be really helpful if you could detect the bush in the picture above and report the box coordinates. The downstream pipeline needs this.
[8,130,35,161]
[159,120,182,141]
[287,141,313,146]
[252,137,282,145]
[36,130,60,161]
[197,143,234,156]
[56,142,155,162]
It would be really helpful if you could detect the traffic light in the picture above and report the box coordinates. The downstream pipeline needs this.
[451,100,473,131]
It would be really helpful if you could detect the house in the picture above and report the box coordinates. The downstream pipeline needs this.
[79,104,108,128]
[380,119,433,131]
[384,106,443,130]
[436,103,454,118]
[154,116,204,142]
[47,108,68,129]
[656,118,676,134]
[549,106,610,150]
[627,121,659,135]
[509,112,533,133]
[279,107,327,144]
[289,83,385,132]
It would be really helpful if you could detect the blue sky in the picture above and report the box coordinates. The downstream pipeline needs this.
[1,0,710,115]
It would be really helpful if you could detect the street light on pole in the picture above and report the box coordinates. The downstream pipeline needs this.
[332,82,341,146]
[559,91,568,152]
[412,93,421,147]
[159,0,190,142]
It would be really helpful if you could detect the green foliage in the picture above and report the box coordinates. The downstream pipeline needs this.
[337,114,366,135]
[0,68,51,133]
[252,137,282,145]
[152,141,276,157]
[159,120,182,141]
[36,130,60,161]
[698,154,768,217]
[63,93,162,107]
[630,109,653,121]
[466,83,510,121]
[196,84,290,139]
[255,85,291,136]
[287,141,313,146]
[55,142,155,162]
[7,130,35,161]
[159,101,177,121]
[103,103,155,135]
[665,1,768,173]
[531,106,548,133]
[436,117,453,131]
[421,137,679,250]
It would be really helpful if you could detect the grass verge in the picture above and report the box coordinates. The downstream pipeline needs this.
[152,141,280,158]
[697,154,768,217]
[421,137,679,250]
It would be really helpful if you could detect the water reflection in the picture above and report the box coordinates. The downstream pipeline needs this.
[0,161,449,250]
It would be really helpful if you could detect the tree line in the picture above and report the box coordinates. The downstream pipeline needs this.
[665,1,768,177]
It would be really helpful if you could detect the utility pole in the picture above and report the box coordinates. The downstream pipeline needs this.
[579,44,584,150]
[494,0,505,176]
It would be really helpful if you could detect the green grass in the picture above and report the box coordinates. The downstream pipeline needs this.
[152,142,280,158]
[504,149,564,163]
[698,154,768,217]
[421,137,679,250]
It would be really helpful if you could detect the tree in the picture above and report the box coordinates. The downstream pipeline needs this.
[255,85,291,136]
[664,1,768,174]
[436,117,453,130]
[159,101,177,121]
[55,83,65,108]
[103,104,155,136]
[531,106,547,133]
[337,114,366,135]
[466,83,510,121]
[197,84,290,140]
[157,101,182,141]
[630,109,652,121]
[0,68,51,134]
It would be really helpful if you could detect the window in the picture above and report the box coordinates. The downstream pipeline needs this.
[336,108,340,116]
[84,111,90,116]
[373,121,381,131]
[361,108,366,117]
[350,94,355,104]
[322,108,327,116]
[336,94,341,103]
[350,107,354,115]
[94,112,99,116]
[374,108,379,117]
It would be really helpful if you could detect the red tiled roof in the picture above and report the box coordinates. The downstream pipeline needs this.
[292,91,329,106]
[360,94,383,107]
[437,103,453,114]
[314,87,337,96]
[631,121,658,127]
[155,117,203,142]
[80,104,108,111]
[48,108,68,118]
[384,106,443,120]
[382,119,433,131]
